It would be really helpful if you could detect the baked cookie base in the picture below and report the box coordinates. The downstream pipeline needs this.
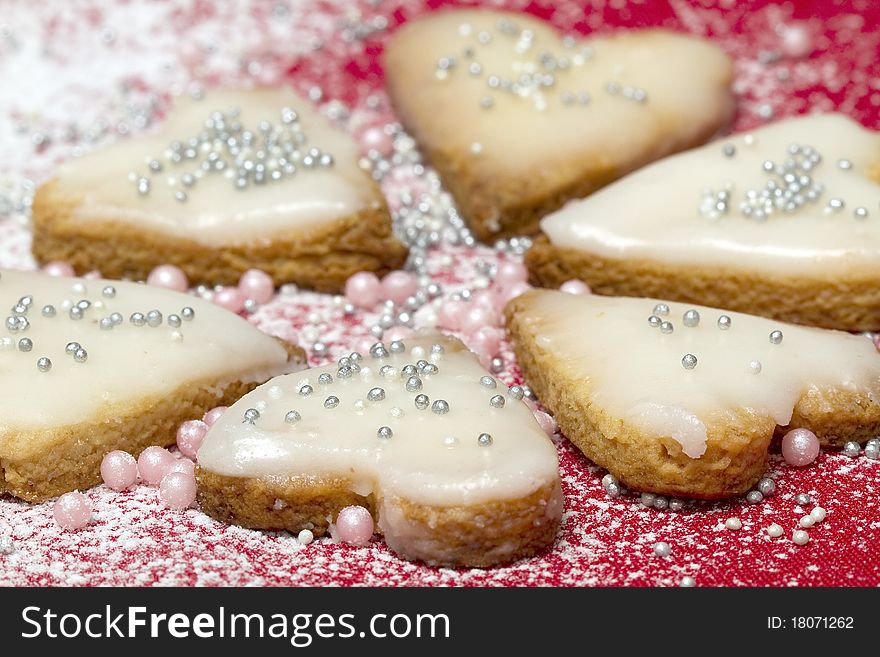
[505,294,880,499]
[196,469,562,568]
[31,180,408,293]
[525,235,880,331]
[0,342,305,503]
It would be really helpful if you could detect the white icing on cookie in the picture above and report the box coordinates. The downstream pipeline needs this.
[387,10,732,178]
[541,113,880,274]
[197,335,559,507]
[515,291,880,458]
[52,89,378,247]
[0,269,294,433]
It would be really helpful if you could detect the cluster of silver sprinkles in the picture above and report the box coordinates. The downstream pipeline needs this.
[129,106,336,202]
[700,143,832,221]
[436,18,647,113]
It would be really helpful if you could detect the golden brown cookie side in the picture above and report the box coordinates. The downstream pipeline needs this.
[31,180,407,293]
[196,468,562,568]
[505,292,880,498]
[0,342,305,503]
[525,236,880,331]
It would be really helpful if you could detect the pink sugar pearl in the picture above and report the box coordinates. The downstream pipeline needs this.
[384,325,414,342]
[560,279,591,295]
[213,286,244,313]
[203,406,227,427]
[382,271,419,304]
[437,299,469,330]
[499,281,532,308]
[138,446,175,486]
[100,450,138,491]
[495,261,529,289]
[345,271,382,309]
[782,428,820,466]
[167,458,195,477]
[238,268,275,304]
[781,24,812,58]
[534,410,558,436]
[461,304,501,333]
[42,260,75,277]
[335,505,374,546]
[159,471,197,509]
[147,264,189,292]
[468,326,502,358]
[381,270,419,305]
[53,491,92,530]
[176,419,209,460]
[362,125,393,156]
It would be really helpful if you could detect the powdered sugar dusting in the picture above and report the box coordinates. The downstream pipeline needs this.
[2,0,880,586]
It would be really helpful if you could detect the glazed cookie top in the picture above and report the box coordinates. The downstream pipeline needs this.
[0,269,294,442]
[198,335,560,506]
[52,89,379,247]
[385,9,733,177]
[511,290,880,458]
[541,113,880,274]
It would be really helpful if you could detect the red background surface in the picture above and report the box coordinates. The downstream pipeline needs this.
[1,0,879,586]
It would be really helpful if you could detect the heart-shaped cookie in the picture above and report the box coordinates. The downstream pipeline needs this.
[527,113,880,330]
[196,334,562,567]
[385,9,734,241]
[0,268,304,502]
[32,89,407,292]
[506,290,880,499]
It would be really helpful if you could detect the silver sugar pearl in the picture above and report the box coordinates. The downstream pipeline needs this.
[146,310,163,327]
[414,394,430,410]
[508,385,524,400]
[432,399,450,414]
[285,410,301,424]
[367,387,386,402]
[37,356,52,372]
[324,396,340,409]
[480,376,496,388]
[318,373,333,385]
[769,330,783,344]
[69,306,83,320]
[749,360,763,374]
[130,312,146,326]
[843,441,861,458]
[653,542,671,558]
[100,317,114,330]
[746,490,764,504]
[660,321,674,334]
[758,478,776,496]
[854,206,869,220]
[653,303,670,316]
[41,305,56,318]
[299,384,313,397]
[73,348,88,363]
[489,394,506,408]
[377,426,393,439]
[243,408,260,423]
[18,337,33,352]
[389,340,406,354]
[102,285,116,298]
[167,314,182,328]
[717,315,732,330]
[181,307,195,321]
[648,315,662,328]
[478,432,493,447]
[683,309,700,327]
[682,354,698,370]
[405,376,422,392]
[65,341,81,354]
[722,143,736,158]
